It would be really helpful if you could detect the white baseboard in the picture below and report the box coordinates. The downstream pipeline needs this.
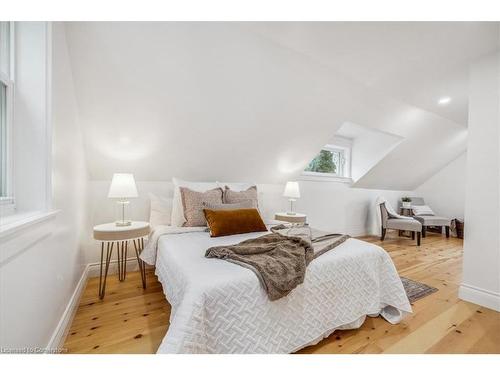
[87,257,149,278]
[46,257,153,352]
[45,264,90,352]
[459,283,500,312]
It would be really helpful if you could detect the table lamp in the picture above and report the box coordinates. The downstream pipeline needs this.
[283,181,300,215]
[108,173,138,226]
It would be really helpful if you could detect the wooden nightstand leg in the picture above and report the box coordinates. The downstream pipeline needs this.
[99,241,114,299]
[133,238,147,289]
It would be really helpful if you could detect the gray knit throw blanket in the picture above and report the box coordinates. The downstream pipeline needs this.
[205,224,349,301]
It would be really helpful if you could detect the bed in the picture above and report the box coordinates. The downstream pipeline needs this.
[141,224,412,354]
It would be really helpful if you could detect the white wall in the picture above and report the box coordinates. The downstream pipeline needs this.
[0,22,89,350]
[335,122,403,182]
[297,181,412,236]
[414,152,467,220]
[459,52,500,312]
[351,131,402,183]
[84,179,411,263]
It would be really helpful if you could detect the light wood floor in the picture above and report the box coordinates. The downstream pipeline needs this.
[64,232,500,354]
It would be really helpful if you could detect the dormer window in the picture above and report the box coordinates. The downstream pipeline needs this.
[302,138,352,181]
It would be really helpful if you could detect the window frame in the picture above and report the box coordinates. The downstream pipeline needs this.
[0,21,15,210]
[0,22,57,238]
[300,137,352,182]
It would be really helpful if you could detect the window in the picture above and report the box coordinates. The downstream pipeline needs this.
[0,22,55,233]
[302,140,352,180]
[304,147,345,175]
[1,81,7,196]
[0,21,13,204]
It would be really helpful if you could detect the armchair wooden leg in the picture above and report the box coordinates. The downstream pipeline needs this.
[411,231,415,240]
[417,232,421,246]
[445,226,450,238]
[422,226,426,238]
[381,227,386,241]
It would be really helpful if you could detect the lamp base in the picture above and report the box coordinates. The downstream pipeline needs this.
[286,198,297,216]
[115,220,132,227]
[115,200,131,226]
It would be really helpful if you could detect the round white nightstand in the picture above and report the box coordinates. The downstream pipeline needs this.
[274,212,307,224]
[93,221,150,299]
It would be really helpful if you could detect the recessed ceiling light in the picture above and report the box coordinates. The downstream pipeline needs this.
[438,96,451,105]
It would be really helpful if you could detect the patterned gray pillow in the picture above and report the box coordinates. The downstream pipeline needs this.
[180,187,223,227]
[202,200,256,211]
[223,186,258,208]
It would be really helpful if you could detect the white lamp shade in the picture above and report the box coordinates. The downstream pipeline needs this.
[108,173,138,199]
[283,181,300,199]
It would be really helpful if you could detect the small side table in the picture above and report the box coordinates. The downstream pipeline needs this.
[399,206,413,216]
[274,212,307,224]
[93,221,150,299]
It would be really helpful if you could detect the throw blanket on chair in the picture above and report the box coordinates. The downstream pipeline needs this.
[205,224,349,301]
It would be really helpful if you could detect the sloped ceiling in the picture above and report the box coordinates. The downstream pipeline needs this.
[248,22,499,126]
[64,22,499,189]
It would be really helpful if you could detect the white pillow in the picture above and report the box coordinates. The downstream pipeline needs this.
[149,193,172,228]
[412,205,435,216]
[171,177,218,227]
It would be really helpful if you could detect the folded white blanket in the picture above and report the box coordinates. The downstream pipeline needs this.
[412,205,435,216]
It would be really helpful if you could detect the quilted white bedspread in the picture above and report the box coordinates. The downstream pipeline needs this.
[151,229,412,353]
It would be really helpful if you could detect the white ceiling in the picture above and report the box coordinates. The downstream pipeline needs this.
[63,22,496,189]
[247,22,500,125]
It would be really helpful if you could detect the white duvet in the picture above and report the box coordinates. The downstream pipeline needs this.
[141,226,412,354]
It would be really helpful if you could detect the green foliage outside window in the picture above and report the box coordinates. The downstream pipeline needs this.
[304,149,337,174]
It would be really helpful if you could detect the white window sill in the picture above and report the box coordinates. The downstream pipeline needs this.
[0,197,15,205]
[298,174,353,184]
[0,210,59,240]
[0,198,16,217]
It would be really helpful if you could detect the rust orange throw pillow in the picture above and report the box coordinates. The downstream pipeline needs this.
[203,208,267,237]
